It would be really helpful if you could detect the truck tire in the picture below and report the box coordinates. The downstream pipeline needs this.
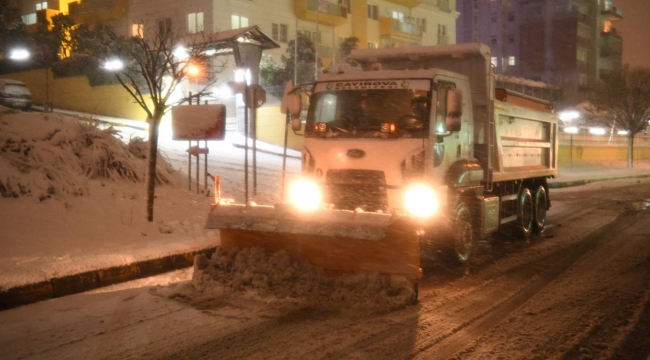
[517,188,534,238]
[453,202,475,263]
[533,185,547,233]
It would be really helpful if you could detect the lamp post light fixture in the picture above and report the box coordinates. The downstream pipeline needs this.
[102,59,124,71]
[9,49,30,61]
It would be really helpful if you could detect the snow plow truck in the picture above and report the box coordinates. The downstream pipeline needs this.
[205,43,558,291]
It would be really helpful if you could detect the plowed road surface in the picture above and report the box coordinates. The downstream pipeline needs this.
[1,178,649,360]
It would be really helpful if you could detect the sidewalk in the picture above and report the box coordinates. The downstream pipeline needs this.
[548,160,650,188]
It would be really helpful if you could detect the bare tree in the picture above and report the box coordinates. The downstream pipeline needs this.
[588,66,650,168]
[109,26,224,221]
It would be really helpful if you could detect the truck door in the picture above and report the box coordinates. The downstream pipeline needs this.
[430,78,473,173]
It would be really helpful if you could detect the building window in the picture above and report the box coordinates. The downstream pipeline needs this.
[417,18,427,33]
[231,15,249,29]
[368,42,377,49]
[271,23,288,43]
[490,13,497,22]
[438,24,446,36]
[508,35,514,43]
[35,2,47,10]
[272,23,278,41]
[392,11,404,21]
[491,57,498,67]
[280,24,288,43]
[508,56,516,66]
[491,37,497,45]
[299,30,321,43]
[131,23,144,38]
[339,0,351,13]
[367,5,378,20]
[187,12,204,34]
[158,18,171,35]
[22,13,37,25]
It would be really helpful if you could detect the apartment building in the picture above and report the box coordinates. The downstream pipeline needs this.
[457,0,623,103]
[19,0,458,65]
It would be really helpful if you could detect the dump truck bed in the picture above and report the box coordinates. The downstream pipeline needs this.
[487,100,558,183]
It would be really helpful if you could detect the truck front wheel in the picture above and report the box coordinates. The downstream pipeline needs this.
[453,202,475,263]
[517,188,534,238]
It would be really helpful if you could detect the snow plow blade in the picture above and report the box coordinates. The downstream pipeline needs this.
[205,204,422,281]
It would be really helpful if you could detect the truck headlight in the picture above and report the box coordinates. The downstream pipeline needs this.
[289,178,322,211]
[403,184,439,218]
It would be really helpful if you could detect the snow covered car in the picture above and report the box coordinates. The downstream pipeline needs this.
[0,79,32,110]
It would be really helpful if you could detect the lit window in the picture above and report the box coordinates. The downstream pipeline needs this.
[131,23,144,37]
[508,56,516,66]
[187,12,204,34]
[603,20,612,33]
[22,13,36,25]
[491,57,498,67]
[392,11,404,21]
[368,42,377,49]
[231,15,249,29]
[35,2,47,11]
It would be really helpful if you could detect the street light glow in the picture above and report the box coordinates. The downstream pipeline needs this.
[173,46,189,60]
[559,110,580,123]
[9,49,30,61]
[103,59,123,71]
[589,127,606,135]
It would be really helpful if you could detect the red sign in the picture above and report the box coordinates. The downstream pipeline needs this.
[171,104,226,141]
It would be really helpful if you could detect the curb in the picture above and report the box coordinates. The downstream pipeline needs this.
[0,247,217,311]
[548,173,650,189]
[231,142,301,159]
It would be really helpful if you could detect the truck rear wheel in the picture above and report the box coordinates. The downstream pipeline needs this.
[533,186,547,233]
[453,202,475,263]
[517,188,534,238]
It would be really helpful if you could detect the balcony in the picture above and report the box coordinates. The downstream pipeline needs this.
[67,0,129,24]
[379,17,422,43]
[294,0,348,27]
[576,36,592,49]
[601,5,623,21]
[385,0,421,8]
[600,29,622,58]
[555,10,593,27]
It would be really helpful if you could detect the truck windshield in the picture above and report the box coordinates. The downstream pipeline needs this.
[306,80,431,139]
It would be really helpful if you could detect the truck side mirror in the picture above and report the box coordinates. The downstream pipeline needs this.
[445,89,463,132]
[281,81,302,118]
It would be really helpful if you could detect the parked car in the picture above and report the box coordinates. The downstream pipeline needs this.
[0,79,32,110]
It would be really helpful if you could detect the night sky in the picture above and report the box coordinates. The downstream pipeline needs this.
[612,0,650,69]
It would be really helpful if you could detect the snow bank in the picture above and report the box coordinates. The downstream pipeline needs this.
[192,247,417,312]
[0,109,176,200]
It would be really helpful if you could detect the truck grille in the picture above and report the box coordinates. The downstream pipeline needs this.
[325,170,389,212]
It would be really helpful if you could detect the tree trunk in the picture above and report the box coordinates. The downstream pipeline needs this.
[627,134,634,169]
[146,116,161,222]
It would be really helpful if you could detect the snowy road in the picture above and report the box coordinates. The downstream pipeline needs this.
[1,178,649,360]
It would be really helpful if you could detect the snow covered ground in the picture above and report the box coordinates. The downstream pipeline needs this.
[2,107,650,359]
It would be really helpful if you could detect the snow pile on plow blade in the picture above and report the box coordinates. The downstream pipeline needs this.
[205,204,422,281]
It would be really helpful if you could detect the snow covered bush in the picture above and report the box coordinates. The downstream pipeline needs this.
[0,110,176,200]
